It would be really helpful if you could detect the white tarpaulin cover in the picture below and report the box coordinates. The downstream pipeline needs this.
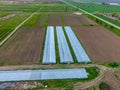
[0,68,88,81]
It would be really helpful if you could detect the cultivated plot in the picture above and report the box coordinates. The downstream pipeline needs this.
[0,27,45,65]
[73,26,120,63]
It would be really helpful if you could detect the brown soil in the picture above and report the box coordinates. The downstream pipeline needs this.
[48,14,62,26]
[62,14,97,26]
[104,71,120,90]
[1,13,120,65]
[73,26,120,63]
[49,13,120,64]
[0,27,45,65]
[62,14,120,63]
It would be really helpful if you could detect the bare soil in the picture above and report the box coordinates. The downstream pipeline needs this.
[62,14,120,63]
[104,71,120,90]
[0,13,120,65]
[48,14,62,26]
[62,14,97,26]
[0,27,45,65]
[73,25,120,63]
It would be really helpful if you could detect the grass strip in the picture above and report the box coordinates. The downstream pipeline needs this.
[54,27,60,64]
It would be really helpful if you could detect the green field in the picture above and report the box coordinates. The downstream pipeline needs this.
[0,2,77,44]
[62,0,120,13]
[62,0,120,36]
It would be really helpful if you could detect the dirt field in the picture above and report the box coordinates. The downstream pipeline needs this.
[0,13,120,65]
[73,25,120,63]
[62,14,120,63]
[0,27,45,65]
[48,14,62,26]
[62,14,97,26]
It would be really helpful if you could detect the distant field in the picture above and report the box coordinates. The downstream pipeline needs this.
[63,0,120,13]
[0,3,76,44]
[0,3,78,65]
[0,2,120,65]
[62,0,120,36]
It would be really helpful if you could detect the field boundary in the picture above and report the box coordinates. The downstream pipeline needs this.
[61,0,120,30]
[0,13,36,47]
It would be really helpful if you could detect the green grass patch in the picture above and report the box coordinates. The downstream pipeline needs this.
[108,62,119,68]
[38,4,77,12]
[99,82,110,90]
[86,67,99,80]
[84,14,120,36]
[23,14,41,27]
[96,14,120,27]
[35,67,99,89]
[54,27,60,64]
[62,0,120,13]
[0,13,30,42]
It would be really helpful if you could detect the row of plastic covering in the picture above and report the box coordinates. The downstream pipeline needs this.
[42,26,91,64]
[0,68,88,81]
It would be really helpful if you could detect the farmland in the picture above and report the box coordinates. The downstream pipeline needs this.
[0,12,120,64]
[63,0,120,13]
[0,0,120,90]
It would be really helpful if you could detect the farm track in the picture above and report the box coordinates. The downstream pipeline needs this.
[104,71,120,90]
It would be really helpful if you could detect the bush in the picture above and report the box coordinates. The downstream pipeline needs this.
[99,82,110,90]
[109,62,119,68]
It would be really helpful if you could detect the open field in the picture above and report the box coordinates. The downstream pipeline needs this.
[0,0,62,3]
[0,13,30,42]
[0,12,120,65]
[0,1,120,90]
[0,27,45,65]
[60,14,120,63]
[63,0,120,13]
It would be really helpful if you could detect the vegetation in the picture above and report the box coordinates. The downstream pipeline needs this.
[38,4,77,12]
[0,3,40,12]
[108,62,119,68]
[62,0,120,36]
[62,0,120,13]
[0,13,30,42]
[96,14,120,27]
[23,14,41,27]
[54,27,60,64]
[27,67,99,90]
[99,82,110,90]
[0,2,76,44]
[84,14,120,36]
[86,67,99,80]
